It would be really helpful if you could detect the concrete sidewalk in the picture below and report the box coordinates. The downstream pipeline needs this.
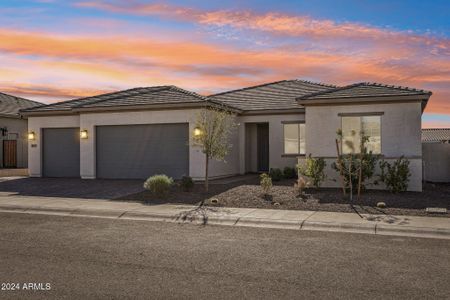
[0,193,449,239]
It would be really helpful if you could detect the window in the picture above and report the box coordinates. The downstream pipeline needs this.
[341,116,381,154]
[284,123,305,154]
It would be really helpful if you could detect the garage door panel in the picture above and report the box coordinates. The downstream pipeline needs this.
[43,128,80,177]
[96,124,189,179]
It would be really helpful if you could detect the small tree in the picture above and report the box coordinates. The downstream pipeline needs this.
[192,106,237,192]
[333,129,378,202]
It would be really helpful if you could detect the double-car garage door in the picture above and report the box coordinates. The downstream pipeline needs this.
[42,124,189,179]
[96,124,189,179]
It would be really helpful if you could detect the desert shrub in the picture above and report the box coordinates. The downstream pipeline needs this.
[260,173,272,195]
[294,177,310,199]
[379,156,411,193]
[283,166,297,179]
[143,174,174,196]
[269,168,283,181]
[180,175,194,192]
[298,155,326,188]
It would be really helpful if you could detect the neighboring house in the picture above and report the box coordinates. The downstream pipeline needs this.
[21,80,431,191]
[422,128,450,143]
[422,128,450,183]
[0,92,42,169]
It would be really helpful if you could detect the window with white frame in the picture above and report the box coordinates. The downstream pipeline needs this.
[341,115,381,154]
[283,123,305,154]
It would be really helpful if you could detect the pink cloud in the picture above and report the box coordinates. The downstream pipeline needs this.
[76,1,449,55]
[0,3,448,117]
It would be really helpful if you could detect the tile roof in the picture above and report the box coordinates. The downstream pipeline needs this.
[21,86,209,113]
[209,80,337,111]
[297,82,432,101]
[0,92,42,117]
[21,80,433,115]
[422,128,450,142]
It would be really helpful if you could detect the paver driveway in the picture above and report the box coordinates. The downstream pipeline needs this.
[0,177,144,199]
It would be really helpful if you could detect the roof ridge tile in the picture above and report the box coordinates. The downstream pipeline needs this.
[72,86,171,108]
[209,80,289,97]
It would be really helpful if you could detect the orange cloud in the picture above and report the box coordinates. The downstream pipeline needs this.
[0,83,109,100]
[0,25,448,115]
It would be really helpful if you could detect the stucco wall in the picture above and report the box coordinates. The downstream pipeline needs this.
[0,117,29,168]
[423,143,450,183]
[28,109,240,180]
[237,113,305,174]
[303,102,423,191]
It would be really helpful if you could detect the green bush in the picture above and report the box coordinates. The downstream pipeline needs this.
[269,168,283,181]
[260,173,272,195]
[283,166,297,179]
[379,156,411,193]
[180,175,194,192]
[298,155,326,188]
[143,174,174,196]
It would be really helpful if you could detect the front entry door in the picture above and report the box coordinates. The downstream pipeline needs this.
[257,123,269,172]
[3,140,17,168]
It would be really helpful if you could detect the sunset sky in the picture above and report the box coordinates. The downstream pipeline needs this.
[0,0,449,127]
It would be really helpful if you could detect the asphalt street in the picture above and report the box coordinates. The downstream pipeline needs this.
[0,212,449,299]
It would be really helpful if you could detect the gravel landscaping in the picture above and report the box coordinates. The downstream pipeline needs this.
[118,176,450,218]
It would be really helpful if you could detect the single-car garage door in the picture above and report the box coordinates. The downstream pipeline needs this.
[43,128,80,177]
[96,123,189,179]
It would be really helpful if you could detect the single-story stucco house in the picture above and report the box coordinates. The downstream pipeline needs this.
[0,92,42,169]
[20,80,432,191]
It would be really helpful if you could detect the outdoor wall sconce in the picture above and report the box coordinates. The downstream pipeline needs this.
[80,130,88,139]
[193,127,202,137]
[28,131,36,141]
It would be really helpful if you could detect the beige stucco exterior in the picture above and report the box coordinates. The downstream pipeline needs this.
[27,100,425,192]
[28,109,240,180]
[237,113,305,174]
[301,101,423,191]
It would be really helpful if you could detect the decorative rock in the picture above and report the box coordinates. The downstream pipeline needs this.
[426,207,447,214]
[273,202,280,206]
[210,198,219,204]
[377,202,386,208]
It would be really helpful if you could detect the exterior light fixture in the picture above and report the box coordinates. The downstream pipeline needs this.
[80,130,88,139]
[28,131,35,141]
[193,127,202,137]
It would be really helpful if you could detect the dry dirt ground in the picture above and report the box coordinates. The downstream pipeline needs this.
[119,177,450,218]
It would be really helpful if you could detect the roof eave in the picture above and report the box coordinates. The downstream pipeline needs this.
[0,113,22,119]
[20,110,76,117]
[22,100,242,116]
[241,107,305,115]
[297,94,431,106]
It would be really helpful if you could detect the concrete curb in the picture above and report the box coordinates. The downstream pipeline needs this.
[236,217,302,229]
[120,211,179,222]
[1,205,449,240]
[376,224,450,239]
[302,221,376,234]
